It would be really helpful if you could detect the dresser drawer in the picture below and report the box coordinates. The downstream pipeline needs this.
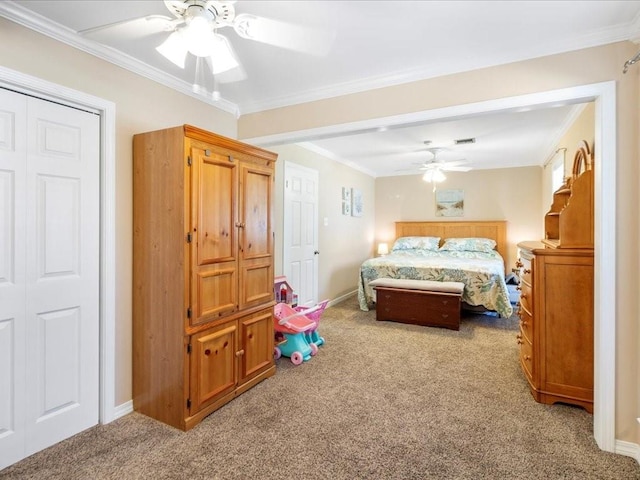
[518,280,533,314]
[518,333,534,381]
[516,254,533,285]
[518,305,533,342]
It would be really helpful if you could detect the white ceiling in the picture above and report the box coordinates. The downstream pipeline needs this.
[3,0,639,177]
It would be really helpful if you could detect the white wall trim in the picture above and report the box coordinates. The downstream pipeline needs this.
[328,291,357,308]
[0,65,118,425]
[615,440,640,464]
[247,81,618,453]
[113,401,134,421]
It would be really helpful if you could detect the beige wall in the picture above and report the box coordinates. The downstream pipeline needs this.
[541,103,596,209]
[270,144,376,300]
[239,42,640,444]
[0,18,237,406]
[375,167,542,269]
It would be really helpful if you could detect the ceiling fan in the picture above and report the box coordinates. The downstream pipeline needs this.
[414,147,472,185]
[80,0,334,100]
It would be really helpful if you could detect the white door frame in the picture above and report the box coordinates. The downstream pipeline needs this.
[246,81,617,453]
[0,66,117,424]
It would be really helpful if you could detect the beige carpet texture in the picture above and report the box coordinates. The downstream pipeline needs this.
[2,297,639,479]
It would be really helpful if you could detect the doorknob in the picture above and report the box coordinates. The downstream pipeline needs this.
[314,251,320,255]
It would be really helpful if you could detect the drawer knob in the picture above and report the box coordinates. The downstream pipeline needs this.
[515,260,523,268]
[516,339,523,345]
[523,269,531,274]
[236,349,245,357]
[524,355,531,361]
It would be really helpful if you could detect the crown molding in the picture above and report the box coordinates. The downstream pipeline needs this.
[0,1,239,115]
[296,142,377,178]
[238,20,640,114]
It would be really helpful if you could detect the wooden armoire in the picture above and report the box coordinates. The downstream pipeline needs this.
[516,140,594,413]
[132,125,277,430]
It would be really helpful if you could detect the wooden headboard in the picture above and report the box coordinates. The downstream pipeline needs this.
[395,221,508,267]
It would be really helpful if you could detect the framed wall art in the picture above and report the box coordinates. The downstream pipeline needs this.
[435,189,464,217]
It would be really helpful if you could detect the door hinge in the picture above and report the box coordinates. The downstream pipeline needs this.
[187,398,191,409]
[187,343,191,354]
[205,149,211,156]
[187,307,192,319]
[187,156,192,166]
[186,232,192,243]
[228,155,234,162]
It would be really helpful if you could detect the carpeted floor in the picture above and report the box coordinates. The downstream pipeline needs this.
[2,296,639,479]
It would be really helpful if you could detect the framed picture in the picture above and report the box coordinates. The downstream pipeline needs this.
[435,189,464,217]
[342,200,351,215]
[351,188,363,217]
[342,187,351,201]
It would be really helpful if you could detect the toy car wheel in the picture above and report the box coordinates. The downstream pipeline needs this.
[290,352,303,365]
[273,347,281,360]
[310,343,318,356]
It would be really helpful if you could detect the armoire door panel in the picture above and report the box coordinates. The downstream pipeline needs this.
[191,146,237,266]
[240,165,271,260]
[190,323,237,413]
[240,309,273,382]
[240,261,273,308]
[193,267,237,324]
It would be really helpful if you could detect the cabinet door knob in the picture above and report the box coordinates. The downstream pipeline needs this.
[235,349,245,357]
[204,349,211,356]
[523,268,531,274]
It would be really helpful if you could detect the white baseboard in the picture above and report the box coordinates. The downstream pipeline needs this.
[615,439,640,464]
[111,400,133,421]
[328,290,357,307]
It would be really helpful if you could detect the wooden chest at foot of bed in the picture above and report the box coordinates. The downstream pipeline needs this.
[371,279,465,330]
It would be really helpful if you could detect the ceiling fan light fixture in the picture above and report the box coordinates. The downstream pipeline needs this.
[156,30,188,68]
[207,34,240,74]
[423,168,446,183]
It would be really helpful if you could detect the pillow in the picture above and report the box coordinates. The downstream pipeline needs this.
[440,237,496,253]
[391,236,440,252]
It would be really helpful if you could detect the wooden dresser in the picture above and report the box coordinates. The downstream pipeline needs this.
[133,125,277,430]
[515,141,594,412]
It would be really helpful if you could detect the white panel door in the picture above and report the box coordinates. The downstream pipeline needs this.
[0,89,99,469]
[0,86,28,469]
[283,163,318,307]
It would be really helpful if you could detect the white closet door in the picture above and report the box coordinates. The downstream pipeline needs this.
[0,89,100,468]
[0,86,28,469]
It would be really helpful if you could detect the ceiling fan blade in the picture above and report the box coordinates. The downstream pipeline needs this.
[439,159,468,166]
[441,166,472,172]
[79,15,179,40]
[233,14,335,56]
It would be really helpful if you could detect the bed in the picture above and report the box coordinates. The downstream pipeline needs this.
[358,221,513,318]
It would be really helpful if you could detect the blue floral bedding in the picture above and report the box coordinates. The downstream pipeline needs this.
[358,249,513,318]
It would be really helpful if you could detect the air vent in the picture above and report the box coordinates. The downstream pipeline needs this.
[454,138,476,145]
